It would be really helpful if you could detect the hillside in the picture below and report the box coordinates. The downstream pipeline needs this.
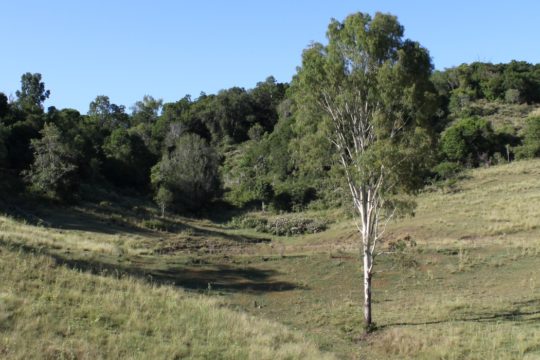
[1,160,539,359]
[0,216,332,359]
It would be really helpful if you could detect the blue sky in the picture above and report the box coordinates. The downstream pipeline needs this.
[2,0,540,112]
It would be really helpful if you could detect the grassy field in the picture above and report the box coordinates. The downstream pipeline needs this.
[1,160,540,359]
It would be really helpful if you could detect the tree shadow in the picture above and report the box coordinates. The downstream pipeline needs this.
[380,307,540,329]
[0,199,272,246]
[0,200,155,236]
[180,223,271,244]
[3,240,302,294]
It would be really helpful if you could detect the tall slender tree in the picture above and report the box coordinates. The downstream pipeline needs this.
[294,12,437,331]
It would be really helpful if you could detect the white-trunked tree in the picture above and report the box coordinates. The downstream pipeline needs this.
[294,12,438,331]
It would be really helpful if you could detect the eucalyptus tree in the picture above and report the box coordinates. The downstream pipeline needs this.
[294,12,437,330]
[16,73,50,112]
[88,95,129,129]
[23,123,77,199]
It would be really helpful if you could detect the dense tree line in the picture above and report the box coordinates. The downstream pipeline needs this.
[2,59,540,211]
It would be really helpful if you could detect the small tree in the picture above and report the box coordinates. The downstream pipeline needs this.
[295,12,437,331]
[151,133,221,211]
[254,179,274,212]
[155,186,174,217]
[23,123,77,199]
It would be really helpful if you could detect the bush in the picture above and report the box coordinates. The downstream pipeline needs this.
[440,117,496,166]
[265,216,327,236]
[228,215,268,232]
[228,215,328,236]
[515,116,540,159]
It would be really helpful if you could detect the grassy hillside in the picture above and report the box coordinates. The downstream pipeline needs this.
[0,230,331,359]
[1,160,540,359]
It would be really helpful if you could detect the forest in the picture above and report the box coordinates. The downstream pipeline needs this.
[2,60,540,211]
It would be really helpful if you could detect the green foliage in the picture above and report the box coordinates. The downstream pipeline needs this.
[434,61,540,112]
[228,215,268,231]
[15,73,50,113]
[154,186,174,217]
[0,92,8,118]
[151,133,221,211]
[265,216,328,236]
[432,161,463,181]
[23,123,78,199]
[440,117,496,165]
[228,214,327,236]
[0,123,9,167]
[248,123,265,141]
[294,12,438,203]
[504,88,521,104]
[515,116,540,159]
[130,95,163,125]
[254,179,274,211]
[88,95,129,129]
[102,127,155,189]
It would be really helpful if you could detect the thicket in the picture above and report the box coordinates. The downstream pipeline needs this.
[2,61,540,212]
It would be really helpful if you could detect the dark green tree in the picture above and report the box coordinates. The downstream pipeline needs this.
[0,123,9,168]
[250,76,288,132]
[151,133,221,211]
[102,127,155,189]
[440,117,496,166]
[16,73,50,112]
[23,123,77,199]
[88,95,129,129]
[0,93,9,119]
[131,95,163,125]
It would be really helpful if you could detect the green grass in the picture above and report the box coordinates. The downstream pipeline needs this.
[1,160,540,359]
[0,245,332,359]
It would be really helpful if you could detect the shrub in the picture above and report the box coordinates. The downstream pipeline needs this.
[515,116,540,159]
[228,215,268,231]
[228,215,328,236]
[440,117,496,166]
[265,216,327,236]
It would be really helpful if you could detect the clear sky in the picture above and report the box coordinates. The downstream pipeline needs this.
[2,0,540,112]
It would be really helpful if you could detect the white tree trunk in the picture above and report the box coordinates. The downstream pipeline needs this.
[363,246,373,328]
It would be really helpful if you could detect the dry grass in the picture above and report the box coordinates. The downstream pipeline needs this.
[1,159,540,359]
[0,245,333,359]
[389,159,540,249]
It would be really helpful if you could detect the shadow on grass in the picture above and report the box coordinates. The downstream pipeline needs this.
[381,308,540,329]
[180,223,271,244]
[0,201,270,246]
[1,240,302,294]
[0,201,155,236]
